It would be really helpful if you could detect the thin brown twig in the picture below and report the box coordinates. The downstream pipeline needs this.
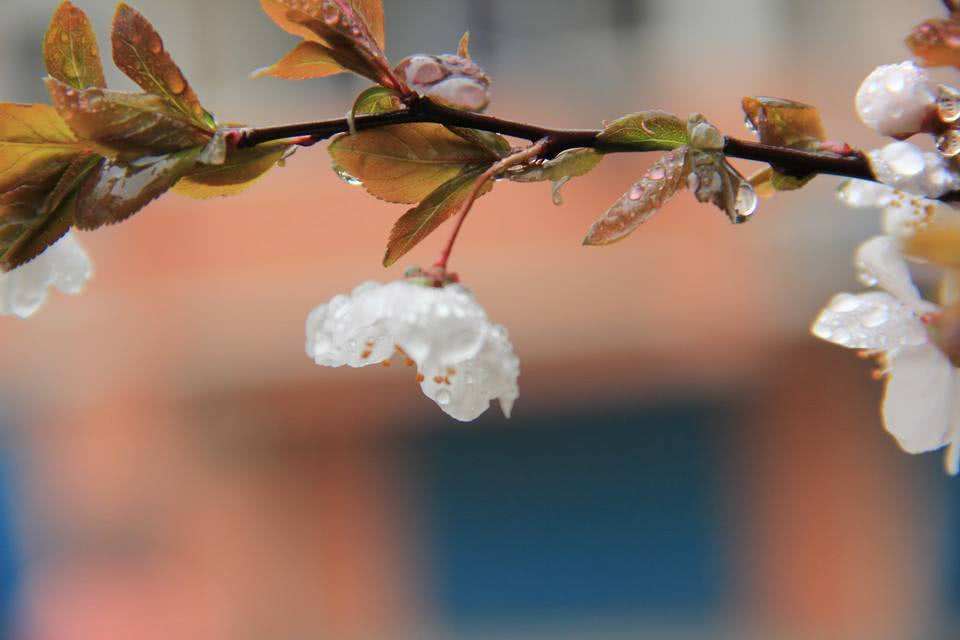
[435,138,551,271]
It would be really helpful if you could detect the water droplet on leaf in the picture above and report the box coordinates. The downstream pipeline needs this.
[163,69,186,95]
[333,164,362,186]
[734,182,758,220]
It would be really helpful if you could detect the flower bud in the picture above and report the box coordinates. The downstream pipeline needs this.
[855,62,936,138]
[395,54,491,112]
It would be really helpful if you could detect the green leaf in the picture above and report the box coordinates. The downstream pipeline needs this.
[328,123,497,204]
[75,147,202,230]
[45,78,211,154]
[445,127,511,159]
[174,142,291,199]
[252,41,345,80]
[384,167,493,267]
[597,111,689,152]
[1,153,100,270]
[583,148,688,246]
[352,86,404,116]
[44,1,106,90]
[112,3,216,132]
[511,148,602,183]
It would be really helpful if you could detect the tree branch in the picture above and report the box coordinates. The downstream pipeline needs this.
[238,98,911,197]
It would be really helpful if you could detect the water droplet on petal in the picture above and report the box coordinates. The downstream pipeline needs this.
[832,294,862,313]
[863,307,889,328]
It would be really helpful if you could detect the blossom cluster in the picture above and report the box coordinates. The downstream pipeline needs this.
[306,279,519,421]
[813,61,960,473]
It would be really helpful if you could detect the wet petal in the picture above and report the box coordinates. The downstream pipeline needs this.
[812,291,929,350]
[883,343,955,453]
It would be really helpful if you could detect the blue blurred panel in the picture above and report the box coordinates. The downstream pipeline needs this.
[0,446,20,636]
[409,399,732,628]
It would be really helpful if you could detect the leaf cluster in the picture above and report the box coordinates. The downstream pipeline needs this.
[0,2,292,271]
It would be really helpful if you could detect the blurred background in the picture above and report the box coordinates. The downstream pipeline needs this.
[0,0,956,638]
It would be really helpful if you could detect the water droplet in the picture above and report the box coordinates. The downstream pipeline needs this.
[436,389,452,406]
[647,166,665,181]
[743,116,757,134]
[833,328,852,345]
[863,307,889,328]
[833,294,862,313]
[884,142,924,177]
[148,34,163,54]
[734,182,758,220]
[858,269,879,288]
[322,2,340,24]
[333,164,362,186]
[628,185,644,201]
[165,69,186,95]
[551,177,570,206]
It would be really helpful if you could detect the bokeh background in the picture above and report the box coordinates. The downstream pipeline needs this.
[0,0,955,638]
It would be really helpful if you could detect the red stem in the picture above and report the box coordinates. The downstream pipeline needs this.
[434,139,550,272]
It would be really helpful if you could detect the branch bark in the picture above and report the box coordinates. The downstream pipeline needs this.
[238,98,927,199]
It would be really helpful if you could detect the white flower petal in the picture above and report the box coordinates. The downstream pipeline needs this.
[812,291,930,350]
[838,180,897,209]
[307,280,520,422]
[419,324,520,422]
[0,233,93,319]
[882,343,955,454]
[854,236,933,312]
[868,142,960,198]
[855,62,936,138]
[881,199,933,238]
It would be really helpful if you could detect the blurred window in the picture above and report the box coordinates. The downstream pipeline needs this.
[408,399,732,631]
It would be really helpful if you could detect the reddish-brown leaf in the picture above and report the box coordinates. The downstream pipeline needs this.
[384,167,493,267]
[1,153,100,270]
[46,78,211,154]
[328,123,498,204]
[112,3,215,131]
[259,0,397,89]
[75,147,201,230]
[0,103,85,194]
[908,17,960,68]
[174,141,291,199]
[583,148,688,246]
[252,41,344,80]
[44,1,106,90]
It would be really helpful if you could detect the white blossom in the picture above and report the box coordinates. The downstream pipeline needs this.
[838,179,942,238]
[868,142,960,199]
[812,236,960,473]
[0,233,93,319]
[855,62,936,138]
[306,280,519,422]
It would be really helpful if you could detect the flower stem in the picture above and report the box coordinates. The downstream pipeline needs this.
[434,138,551,273]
